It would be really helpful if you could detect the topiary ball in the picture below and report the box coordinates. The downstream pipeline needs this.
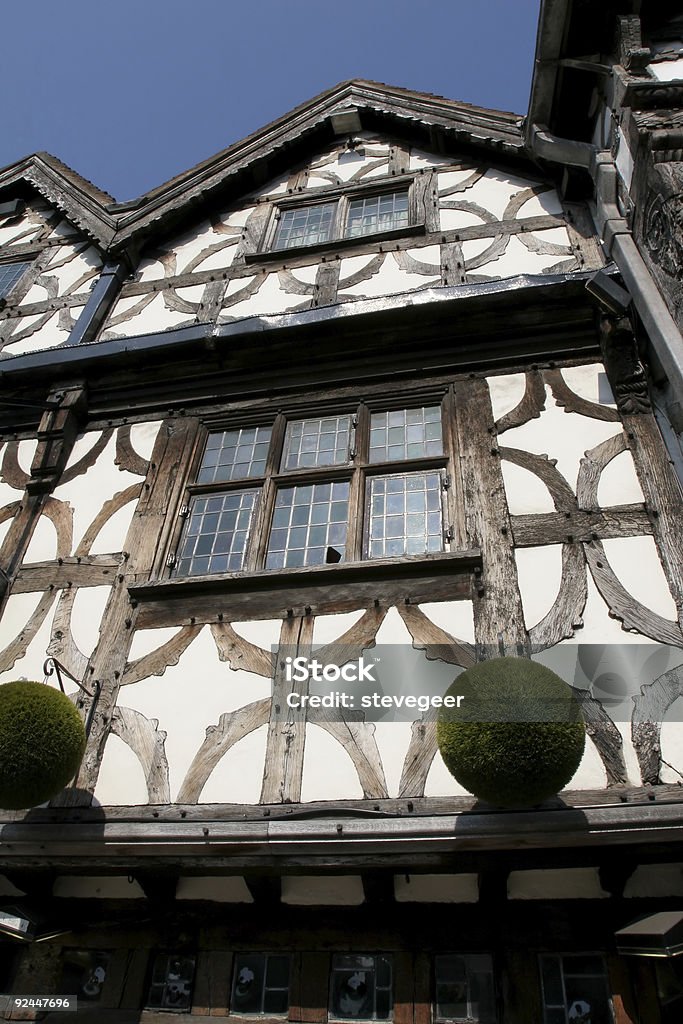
[437,657,585,807]
[0,681,87,809]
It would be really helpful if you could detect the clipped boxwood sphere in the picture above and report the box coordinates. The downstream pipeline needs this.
[0,681,86,809]
[437,657,585,807]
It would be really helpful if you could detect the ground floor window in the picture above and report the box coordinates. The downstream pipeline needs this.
[146,953,196,1012]
[329,953,393,1020]
[539,955,613,1023]
[231,952,291,1015]
[434,953,497,1022]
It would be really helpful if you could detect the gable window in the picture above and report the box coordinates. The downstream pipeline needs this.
[231,952,291,1015]
[539,955,613,1024]
[170,398,455,577]
[268,183,415,254]
[0,261,30,302]
[434,954,497,1023]
[329,954,393,1021]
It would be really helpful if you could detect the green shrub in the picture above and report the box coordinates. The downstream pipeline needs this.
[437,657,585,807]
[0,681,87,809]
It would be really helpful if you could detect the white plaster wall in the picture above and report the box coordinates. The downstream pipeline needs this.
[0,592,55,684]
[0,441,27,509]
[199,724,268,804]
[221,273,310,319]
[21,244,101,303]
[129,420,162,461]
[104,293,192,337]
[411,149,451,169]
[340,253,438,298]
[52,430,143,555]
[514,546,564,631]
[439,208,488,231]
[281,876,365,905]
[53,876,145,899]
[311,610,365,646]
[300,723,364,802]
[659,704,683,785]
[501,460,556,514]
[3,306,86,355]
[648,58,683,81]
[507,868,607,900]
[487,372,527,421]
[117,626,271,802]
[394,873,478,902]
[473,233,571,278]
[602,536,677,620]
[69,586,111,656]
[95,733,154,805]
[418,600,475,642]
[176,877,253,902]
[230,618,283,649]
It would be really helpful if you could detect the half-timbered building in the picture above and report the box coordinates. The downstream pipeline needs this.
[1,1,683,1021]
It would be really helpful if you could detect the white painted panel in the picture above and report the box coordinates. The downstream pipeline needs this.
[53,432,141,554]
[247,174,289,198]
[0,593,53,685]
[515,190,564,217]
[192,243,239,272]
[48,220,79,240]
[567,734,608,789]
[129,420,162,462]
[394,873,478,902]
[53,876,145,899]
[69,586,110,657]
[23,512,58,562]
[476,234,570,278]
[199,724,268,804]
[461,237,497,262]
[94,732,149,805]
[459,168,539,219]
[500,386,622,493]
[137,258,165,282]
[514,546,563,631]
[649,58,683,81]
[339,253,380,280]
[487,372,527,422]
[500,459,555,514]
[89,500,137,555]
[508,868,607,899]
[281,875,364,905]
[18,439,37,475]
[172,221,224,272]
[119,627,271,801]
[0,221,40,246]
[176,877,253,902]
[562,364,615,406]
[615,129,635,191]
[4,307,86,355]
[418,601,475,643]
[0,444,26,507]
[45,244,102,293]
[561,574,660,646]
[373,721,414,799]
[602,536,676,619]
[439,208,488,231]
[424,746,470,797]
[312,610,365,646]
[128,626,181,661]
[405,245,441,269]
[104,292,192,337]
[0,518,13,549]
[624,864,683,898]
[660,705,683,784]
[230,619,283,649]
[411,150,451,169]
[220,206,256,229]
[224,274,308,318]
[300,723,364,802]
[437,169,478,190]
[176,284,204,304]
[341,253,437,298]
[289,264,319,285]
[597,449,644,506]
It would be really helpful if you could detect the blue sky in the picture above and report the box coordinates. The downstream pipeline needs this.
[3,1,541,202]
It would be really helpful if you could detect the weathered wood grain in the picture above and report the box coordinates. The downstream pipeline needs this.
[632,662,683,784]
[510,507,651,547]
[500,446,577,511]
[308,712,388,799]
[494,369,546,432]
[397,602,475,668]
[111,705,171,804]
[210,621,273,677]
[529,542,587,647]
[576,432,628,510]
[545,367,620,421]
[122,624,202,686]
[398,719,438,798]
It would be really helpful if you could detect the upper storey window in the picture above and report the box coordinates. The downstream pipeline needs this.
[171,398,454,578]
[268,184,414,254]
[0,261,30,302]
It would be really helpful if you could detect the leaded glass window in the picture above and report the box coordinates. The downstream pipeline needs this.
[175,491,258,575]
[346,191,409,238]
[0,261,30,300]
[435,954,497,1023]
[146,953,196,1013]
[273,203,335,249]
[329,954,393,1021]
[282,415,352,470]
[367,471,443,557]
[197,426,272,484]
[266,481,349,569]
[231,953,290,1015]
[369,406,442,463]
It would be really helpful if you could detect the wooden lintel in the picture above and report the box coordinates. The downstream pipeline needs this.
[12,555,123,593]
[510,506,652,547]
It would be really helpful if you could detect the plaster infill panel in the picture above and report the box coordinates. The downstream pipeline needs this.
[499,385,622,494]
[339,253,438,299]
[514,546,563,632]
[471,233,572,279]
[52,430,144,555]
[659,714,683,784]
[602,536,677,621]
[94,733,150,805]
[24,243,102,302]
[102,292,194,339]
[221,273,311,320]
[0,592,56,685]
[3,306,86,356]
[300,723,364,802]
[118,625,271,803]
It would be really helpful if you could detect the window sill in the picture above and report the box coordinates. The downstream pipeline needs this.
[245,223,426,266]
[131,549,482,627]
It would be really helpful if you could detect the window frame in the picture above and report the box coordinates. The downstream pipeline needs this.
[0,258,33,308]
[251,176,424,261]
[433,952,499,1024]
[168,389,460,580]
[230,951,292,1017]
[328,952,393,1023]
[144,951,197,1014]
[538,953,615,1024]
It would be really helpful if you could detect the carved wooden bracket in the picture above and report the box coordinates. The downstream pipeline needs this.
[27,382,88,494]
[599,315,651,414]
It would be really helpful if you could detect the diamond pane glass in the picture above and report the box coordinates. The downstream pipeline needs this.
[369,406,442,463]
[197,426,272,484]
[367,471,442,558]
[274,203,336,249]
[175,490,257,576]
[0,261,30,299]
[283,416,351,470]
[266,481,349,569]
[346,191,409,238]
